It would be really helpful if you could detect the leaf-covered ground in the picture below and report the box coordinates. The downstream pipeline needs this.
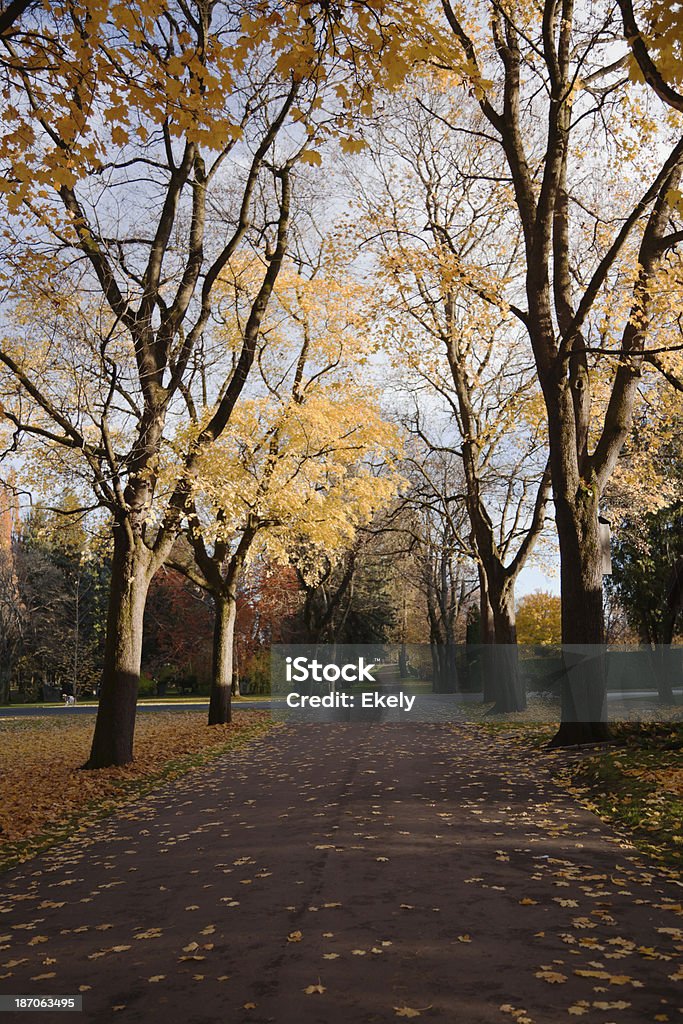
[556,724,683,872]
[478,722,683,871]
[0,712,272,870]
[0,722,681,1022]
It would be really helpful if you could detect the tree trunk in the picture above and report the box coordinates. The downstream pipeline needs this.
[430,639,440,692]
[0,664,10,704]
[86,522,152,769]
[231,670,240,698]
[430,632,451,692]
[398,643,408,679]
[487,586,525,714]
[549,493,609,746]
[444,635,458,692]
[478,565,497,702]
[651,646,675,704]
[208,593,236,725]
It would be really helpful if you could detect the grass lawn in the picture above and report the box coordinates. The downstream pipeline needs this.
[0,712,274,873]
[478,720,683,872]
[556,723,683,872]
[1,694,272,708]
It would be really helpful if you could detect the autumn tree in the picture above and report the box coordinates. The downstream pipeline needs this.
[166,254,401,723]
[399,447,478,695]
[0,0,36,38]
[0,1,414,765]
[233,558,301,690]
[516,591,562,647]
[412,0,683,743]
[617,0,683,113]
[354,90,551,709]
[142,568,213,691]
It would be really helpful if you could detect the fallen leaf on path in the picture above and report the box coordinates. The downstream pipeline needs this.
[535,969,567,983]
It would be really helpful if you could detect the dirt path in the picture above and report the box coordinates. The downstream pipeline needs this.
[1,724,681,1023]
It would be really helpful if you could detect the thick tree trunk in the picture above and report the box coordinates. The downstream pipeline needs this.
[650,646,675,704]
[86,523,152,769]
[549,493,609,747]
[478,566,497,702]
[208,593,236,725]
[398,643,409,680]
[430,635,454,692]
[430,637,458,692]
[487,586,525,714]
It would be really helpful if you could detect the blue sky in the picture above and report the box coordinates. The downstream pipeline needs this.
[517,564,560,598]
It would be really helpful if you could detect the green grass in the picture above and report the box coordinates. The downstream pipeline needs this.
[0,694,276,709]
[556,723,683,871]
[473,720,683,870]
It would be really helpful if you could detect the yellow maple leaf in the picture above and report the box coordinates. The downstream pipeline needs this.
[536,969,568,983]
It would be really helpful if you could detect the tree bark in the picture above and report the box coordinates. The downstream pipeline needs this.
[209,593,236,725]
[0,665,10,704]
[86,521,152,768]
[398,642,408,679]
[549,490,609,746]
[650,646,675,704]
[487,584,526,713]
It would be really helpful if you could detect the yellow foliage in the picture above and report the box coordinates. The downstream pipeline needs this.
[516,590,562,646]
[0,0,432,219]
[169,258,404,568]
